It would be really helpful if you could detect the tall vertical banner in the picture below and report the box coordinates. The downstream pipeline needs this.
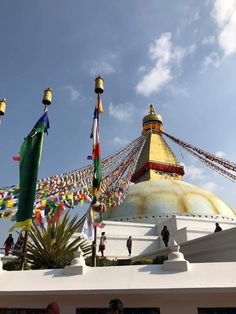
[81,96,104,239]
[92,107,102,198]
[10,112,49,231]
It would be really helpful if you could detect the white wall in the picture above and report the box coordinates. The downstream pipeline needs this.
[181,226,236,263]
[1,292,236,314]
[76,216,236,259]
[96,221,159,257]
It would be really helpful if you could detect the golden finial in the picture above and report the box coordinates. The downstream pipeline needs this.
[42,88,53,105]
[0,98,7,116]
[149,104,156,115]
[95,76,104,94]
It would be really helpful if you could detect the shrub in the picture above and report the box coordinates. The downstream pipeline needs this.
[85,256,117,267]
[132,258,153,265]
[3,260,31,271]
[152,255,168,264]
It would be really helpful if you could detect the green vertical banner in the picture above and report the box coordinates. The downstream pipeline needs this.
[10,112,49,231]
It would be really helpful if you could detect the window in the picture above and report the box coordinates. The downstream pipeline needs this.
[76,308,160,314]
[0,309,46,314]
[198,308,236,314]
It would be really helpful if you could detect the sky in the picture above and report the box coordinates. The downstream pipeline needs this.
[1,0,236,243]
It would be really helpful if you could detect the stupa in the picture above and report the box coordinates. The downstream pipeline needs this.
[100,105,236,259]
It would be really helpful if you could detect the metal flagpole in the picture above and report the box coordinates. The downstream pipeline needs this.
[91,76,104,267]
[20,88,52,270]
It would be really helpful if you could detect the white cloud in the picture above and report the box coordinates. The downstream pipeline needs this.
[138,66,147,73]
[183,163,223,194]
[188,9,200,25]
[184,164,206,181]
[64,85,80,101]
[136,63,172,97]
[113,137,130,146]
[90,61,115,76]
[194,10,200,21]
[167,85,189,97]
[202,35,216,45]
[215,151,227,158]
[136,33,195,97]
[202,52,221,70]
[149,33,173,63]
[200,181,219,193]
[109,102,134,121]
[212,0,236,55]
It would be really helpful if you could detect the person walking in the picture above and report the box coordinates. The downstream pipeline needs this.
[126,236,132,256]
[99,232,106,257]
[161,226,169,247]
[214,222,222,232]
[3,234,14,256]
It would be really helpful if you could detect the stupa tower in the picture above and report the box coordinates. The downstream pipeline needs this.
[131,104,184,183]
[103,103,236,222]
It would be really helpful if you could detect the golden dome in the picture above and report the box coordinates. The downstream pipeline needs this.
[143,104,163,124]
[156,114,163,122]
[104,179,236,221]
[143,113,163,124]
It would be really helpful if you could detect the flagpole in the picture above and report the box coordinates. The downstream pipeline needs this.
[20,88,52,270]
[20,230,28,270]
[91,76,104,267]
[92,225,97,267]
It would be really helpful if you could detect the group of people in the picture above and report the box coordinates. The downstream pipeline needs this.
[98,222,223,257]
[98,226,169,257]
[3,233,24,256]
[3,222,223,258]
[98,232,133,257]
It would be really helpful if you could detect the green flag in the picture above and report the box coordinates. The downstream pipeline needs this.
[10,112,49,231]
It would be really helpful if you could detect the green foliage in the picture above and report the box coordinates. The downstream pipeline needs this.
[86,256,117,267]
[132,258,153,265]
[132,255,168,265]
[152,255,168,264]
[3,260,31,271]
[25,212,91,269]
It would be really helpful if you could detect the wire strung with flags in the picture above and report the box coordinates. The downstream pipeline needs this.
[2,125,236,227]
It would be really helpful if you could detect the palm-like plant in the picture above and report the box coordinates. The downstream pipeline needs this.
[25,212,91,269]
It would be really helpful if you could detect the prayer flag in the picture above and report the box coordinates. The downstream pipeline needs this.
[81,206,94,240]
[96,95,104,113]
[10,112,49,231]
[91,108,102,196]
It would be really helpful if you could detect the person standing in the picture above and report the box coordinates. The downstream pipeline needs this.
[161,226,169,247]
[13,234,23,251]
[214,222,222,232]
[126,236,132,256]
[3,234,14,256]
[108,299,124,314]
[99,232,106,257]
[46,302,60,314]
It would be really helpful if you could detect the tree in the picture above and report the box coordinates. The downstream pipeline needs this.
[24,212,91,269]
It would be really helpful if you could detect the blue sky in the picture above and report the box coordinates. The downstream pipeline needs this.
[1,0,236,242]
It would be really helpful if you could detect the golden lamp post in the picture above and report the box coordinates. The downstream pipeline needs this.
[0,98,7,124]
[42,87,53,111]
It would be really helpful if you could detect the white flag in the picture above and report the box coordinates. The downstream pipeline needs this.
[81,207,94,240]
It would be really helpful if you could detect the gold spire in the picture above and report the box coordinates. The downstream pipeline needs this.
[131,104,184,183]
[142,104,164,134]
